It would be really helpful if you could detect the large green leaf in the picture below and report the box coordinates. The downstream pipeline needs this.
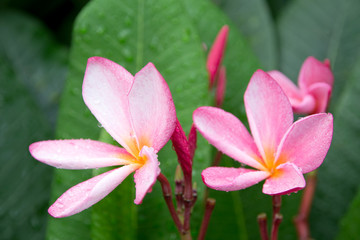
[334,59,360,239]
[213,0,279,70]
[277,0,360,238]
[0,10,67,240]
[48,0,211,239]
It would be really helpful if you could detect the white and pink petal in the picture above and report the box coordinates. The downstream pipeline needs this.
[193,106,264,170]
[275,113,333,173]
[245,70,294,160]
[134,146,161,204]
[202,167,269,192]
[29,139,136,169]
[129,63,177,152]
[262,162,305,195]
[48,164,139,218]
[82,57,139,157]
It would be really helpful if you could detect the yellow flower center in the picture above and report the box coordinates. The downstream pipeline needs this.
[256,148,287,176]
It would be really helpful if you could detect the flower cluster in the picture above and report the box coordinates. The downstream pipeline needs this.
[29,53,333,220]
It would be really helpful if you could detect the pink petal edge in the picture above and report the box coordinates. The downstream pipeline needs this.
[48,164,139,218]
[262,162,305,195]
[29,139,136,169]
[245,70,294,160]
[275,113,333,173]
[202,166,269,192]
[307,82,332,113]
[134,146,160,204]
[298,56,334,91]
[193,106,264,170]
[129,62,177,152]
[267,70,303,100]
[82,57,139,157]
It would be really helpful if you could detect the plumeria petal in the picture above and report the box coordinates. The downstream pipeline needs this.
[202,167,269,191]
[308,82,332,113]
[134,146,160,204]
[193,106,265,170]
[82,57,139,157]
[245,70,293,161]
[29,139,136,169]
[128,63,176,152]
[267,70,303,100]
[275,113,333,173]
[263,162,305,195]
[207,25,229,88]
[267,70,316,114]
[48,164,139,218]
[298,56,334,91]
[291,94,316,114]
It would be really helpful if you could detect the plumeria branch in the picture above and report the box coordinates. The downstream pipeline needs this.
[257,213,269,240]
[198,198,216,240]
[157,173,183,233]
[171,119,194,237]
[294,171,317,240]
[271,213,283,240]
[270,195,283,240]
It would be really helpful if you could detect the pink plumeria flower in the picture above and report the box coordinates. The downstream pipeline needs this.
[193,70,333,195]
[268,56,334,114]
[29,57,176,217]
[207,25,229,89]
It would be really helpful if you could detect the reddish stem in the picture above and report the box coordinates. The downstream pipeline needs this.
[270,195,282,240]
[294,172,317,240]
[271,214,283,240]
[272,195,282,220]
[257,213,269,240]
[157,173,183,233]
[198,198,216,240]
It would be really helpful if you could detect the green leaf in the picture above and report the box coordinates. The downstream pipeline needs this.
[0,10,67,240]
[277,0,360,238]
[334,60,360,239]
[0,10,68,126]
[213,0,279,70]
[336,182,360,238]
[48,0,211,239]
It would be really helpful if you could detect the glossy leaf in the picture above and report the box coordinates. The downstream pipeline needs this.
[336,185,360,239]
[213,0,278,70]
[0,10,67,240]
